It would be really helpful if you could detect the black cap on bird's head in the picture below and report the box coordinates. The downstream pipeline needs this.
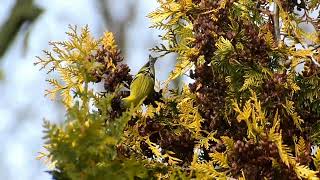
[148,55,157,66]
[142,55,157,69]
[140,55,157,77]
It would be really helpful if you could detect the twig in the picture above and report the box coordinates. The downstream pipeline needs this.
[0,0,42,58]
[312,44,320,51]
[273,1,280,44]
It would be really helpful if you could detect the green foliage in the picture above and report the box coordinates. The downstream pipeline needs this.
[36,27,150,179]
[37,0,320,179]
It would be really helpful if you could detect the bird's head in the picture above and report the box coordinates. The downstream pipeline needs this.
[138,55,157,76]
[146,55,157,77]
[148,55,157,67]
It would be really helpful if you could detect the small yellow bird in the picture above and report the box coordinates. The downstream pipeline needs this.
[121,55,157,108]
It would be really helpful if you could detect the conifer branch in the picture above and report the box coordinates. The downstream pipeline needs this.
[273,2,280,44]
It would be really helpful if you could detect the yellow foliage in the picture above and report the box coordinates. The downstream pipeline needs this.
[294,164,319,180]
[313,148,320,170]
[35,25,101,108]
[239,70,264,92]
[167,55,194,83]
[283,100,304,130]
[210,152,229,168]
[191,160,227,180]
[177,95,203,137]
[215,36,234,58]
[101,32,117,52]
[148,0,193,26]
[233,91,266,139]
[198,132,218,150]
[220,136,235,151]
[295,136,307,157]
[274,132,294,167]
[146,138,182,165]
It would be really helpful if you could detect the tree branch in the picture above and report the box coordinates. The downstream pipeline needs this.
[97,0,137,57]
[273,1,280,44]
[0,0,42,58]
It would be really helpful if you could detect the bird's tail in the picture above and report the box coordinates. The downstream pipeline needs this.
[121,96,135,108]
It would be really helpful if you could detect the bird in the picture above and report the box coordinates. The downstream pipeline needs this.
[121,55,157,108]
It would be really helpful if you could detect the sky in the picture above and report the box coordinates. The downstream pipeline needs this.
[0,0,176,179]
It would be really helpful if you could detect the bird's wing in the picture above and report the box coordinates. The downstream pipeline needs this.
[130,74,154,100]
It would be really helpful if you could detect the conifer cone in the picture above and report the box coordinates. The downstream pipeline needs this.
[87,45,132,92]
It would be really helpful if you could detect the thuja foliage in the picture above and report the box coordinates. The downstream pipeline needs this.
[36,0,320,179]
